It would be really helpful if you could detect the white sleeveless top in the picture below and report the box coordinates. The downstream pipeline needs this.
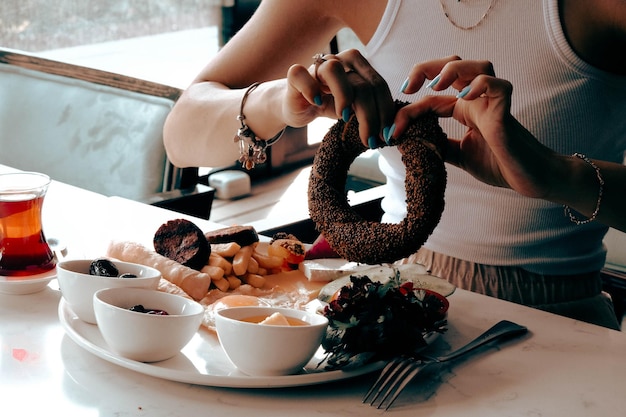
[364,0,626,274]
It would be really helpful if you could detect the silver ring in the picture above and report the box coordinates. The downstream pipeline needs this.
[313,53,326,80]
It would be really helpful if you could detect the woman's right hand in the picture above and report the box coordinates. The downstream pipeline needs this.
[284,49,396,149]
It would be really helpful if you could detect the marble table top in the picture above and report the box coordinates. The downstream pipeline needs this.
[2,165,626,416]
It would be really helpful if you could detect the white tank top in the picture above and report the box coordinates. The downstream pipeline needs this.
[365,0,626,274]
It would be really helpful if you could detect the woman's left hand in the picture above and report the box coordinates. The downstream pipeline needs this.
[395,56,561,200]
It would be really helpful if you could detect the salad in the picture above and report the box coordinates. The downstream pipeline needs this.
[320,269,449,370]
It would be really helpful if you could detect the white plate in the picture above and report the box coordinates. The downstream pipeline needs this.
[317,264,456,303]
[0,268,56,295]
[58,298,386,388]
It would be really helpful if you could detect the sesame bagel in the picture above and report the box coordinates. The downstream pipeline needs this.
[308,103,447,264]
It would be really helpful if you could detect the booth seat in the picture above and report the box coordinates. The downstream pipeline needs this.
[0,47,213,219]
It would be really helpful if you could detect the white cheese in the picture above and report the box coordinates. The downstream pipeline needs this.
[259,312,291,326]
[299,258,368,282]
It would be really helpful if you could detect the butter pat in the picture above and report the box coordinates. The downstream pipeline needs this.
[299,258,368,282]
[259,312,290,326]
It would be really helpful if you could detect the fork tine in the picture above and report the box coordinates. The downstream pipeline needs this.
[379,361,424,410]
[362,320,528,410]
[362,356,407,403]
[369,358,422,408]
[367,360,412,406]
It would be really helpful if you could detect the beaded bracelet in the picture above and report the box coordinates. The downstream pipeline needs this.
[564,153,604,225]
[234,82,285,170]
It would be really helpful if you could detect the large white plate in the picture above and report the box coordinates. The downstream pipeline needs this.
[317,264,456,303]
[58,298,386,388]
[0,268,56,295]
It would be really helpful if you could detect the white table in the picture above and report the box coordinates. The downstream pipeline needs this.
[2,166,626,417]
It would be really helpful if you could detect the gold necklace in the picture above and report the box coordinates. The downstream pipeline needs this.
[439,0,497,30]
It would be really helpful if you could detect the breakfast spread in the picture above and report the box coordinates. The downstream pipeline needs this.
[106,221,322,330]
[104,218,452,370]
[308,102,447,264]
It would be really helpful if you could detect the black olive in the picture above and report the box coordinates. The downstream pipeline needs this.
[118,273,137,279]
[89,258,119,277]
[129,304,168,315]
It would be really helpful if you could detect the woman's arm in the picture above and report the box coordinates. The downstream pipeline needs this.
[163,0,392,168]
[556,157,626,232]
[397,57,626,232]
[163,0,342,168]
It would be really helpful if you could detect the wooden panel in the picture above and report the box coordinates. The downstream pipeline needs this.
[0,48,182,101]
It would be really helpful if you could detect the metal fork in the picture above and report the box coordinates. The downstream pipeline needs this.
[363,320,528,410]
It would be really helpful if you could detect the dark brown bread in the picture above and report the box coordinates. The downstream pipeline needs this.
[153,219,210,271]
[204,225,259,247]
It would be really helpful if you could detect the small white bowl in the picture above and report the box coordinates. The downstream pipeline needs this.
[93,287,204,362]
[57,259,161,324]
[215,306,328,376]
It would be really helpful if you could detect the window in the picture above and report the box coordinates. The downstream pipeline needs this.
[0,0,222,88]
[1,1,367,175]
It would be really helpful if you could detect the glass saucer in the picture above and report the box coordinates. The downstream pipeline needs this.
[0,268,57,295]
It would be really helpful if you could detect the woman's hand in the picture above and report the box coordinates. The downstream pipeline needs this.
[285,49,396,149]
[395,57,561,200]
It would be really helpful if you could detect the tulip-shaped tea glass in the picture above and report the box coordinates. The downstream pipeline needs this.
[0,172,56,276]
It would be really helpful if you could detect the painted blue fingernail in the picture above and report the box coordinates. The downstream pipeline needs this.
[385,124,396,144]
[383,126,390,144]
[342,107,351,122]
[400,78,409,93]
[426,74,442,89]
[368,136,378,149]
[457,86,471,98]
[314,95,323,106]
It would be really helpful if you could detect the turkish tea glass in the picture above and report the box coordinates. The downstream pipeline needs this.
[0,172,56,276]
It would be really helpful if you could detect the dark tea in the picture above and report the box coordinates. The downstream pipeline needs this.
[0,173,56,277]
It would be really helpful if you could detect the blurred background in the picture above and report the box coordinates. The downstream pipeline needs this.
[0,0,220,50]
[0,0,222,88]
